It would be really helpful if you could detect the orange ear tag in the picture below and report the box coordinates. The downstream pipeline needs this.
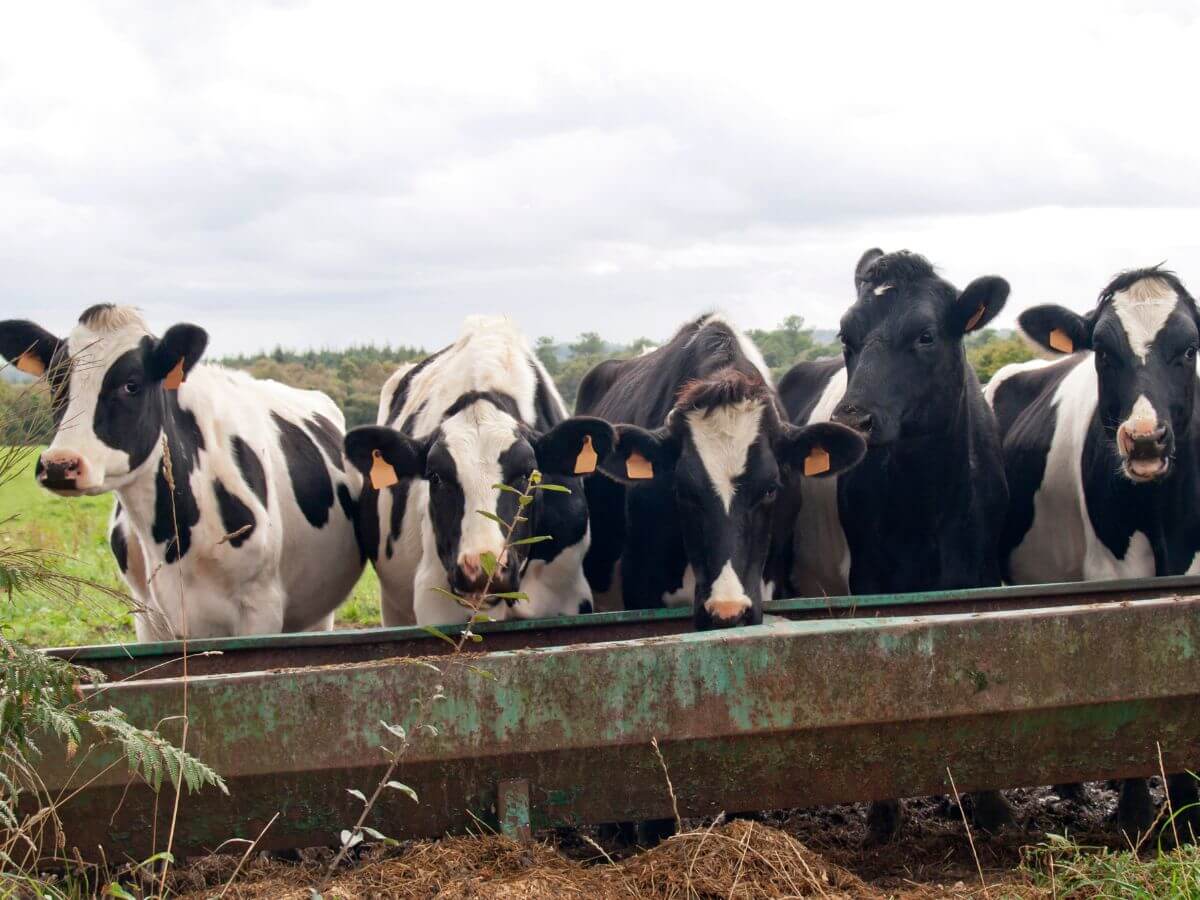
[964,304,987,332]
[1048,328,1074,354]
[574,435,598,475]
[804,447,831,477]
[370,450,399,490]
[163,358,186,391]
[14,351,45,377]
[626,451,654,480]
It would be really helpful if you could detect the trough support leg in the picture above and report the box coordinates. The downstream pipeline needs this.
[498,778,532,842]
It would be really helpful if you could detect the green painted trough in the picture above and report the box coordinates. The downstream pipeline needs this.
[40,576,1200,861]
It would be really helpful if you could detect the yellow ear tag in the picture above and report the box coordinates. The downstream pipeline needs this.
[626,451,654,480]
[370,449,399,490]
[1048,328,1074,354]
[804,447,831,477]
[574,434,598,475]
[965,303,987,332]
[163,358,186,391]
[14,351,45,377]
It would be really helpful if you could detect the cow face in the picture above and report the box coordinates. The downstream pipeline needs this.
[1021,268,1199,483]
[832,249,1009,445]
[601,369,866,629]
[0,306,207,496]
[346,395,614,602]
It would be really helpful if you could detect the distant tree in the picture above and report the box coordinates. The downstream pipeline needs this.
[966,329,1035,384]
[570,332,606,357]
[534,336,560,376]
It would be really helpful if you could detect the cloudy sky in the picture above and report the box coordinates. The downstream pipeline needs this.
[3,1,1200,355]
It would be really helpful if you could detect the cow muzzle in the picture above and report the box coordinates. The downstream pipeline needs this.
[702,594,752,628]
[35,449,92,495]
[450,551,519,604]
[1117,420,1171,482]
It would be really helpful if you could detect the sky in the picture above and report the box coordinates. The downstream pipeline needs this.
[3,1,1200,355]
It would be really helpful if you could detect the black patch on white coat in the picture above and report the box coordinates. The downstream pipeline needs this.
[94,341,166,472]
[213,479,255,548]
[385,348,447,426]
[337,483,365,563]
[150,404,205,564]
[272,412,335,529]
[304,413,345,471]
[531,360,565,431]
[232,436,269,507]
[110,514,129,573]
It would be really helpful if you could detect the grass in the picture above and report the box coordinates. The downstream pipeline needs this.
[1026,833,1200,898]
[0,446,381,647]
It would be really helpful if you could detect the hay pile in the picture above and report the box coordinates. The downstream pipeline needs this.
[173,820,883,899]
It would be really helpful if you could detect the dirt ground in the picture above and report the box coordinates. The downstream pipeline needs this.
[167,782,1153,899]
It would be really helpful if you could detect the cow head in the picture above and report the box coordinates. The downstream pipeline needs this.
[346,393,614,602]
[832,249,1009,446]
[1021,267,1199,484]
[600,368,866,629]
[0,305,207,496]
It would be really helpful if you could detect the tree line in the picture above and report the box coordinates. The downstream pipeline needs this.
[0,320,1033,445]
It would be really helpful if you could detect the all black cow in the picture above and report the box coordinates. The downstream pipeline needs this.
[986,265,1200,841]
[779,249,1012,841]
[577,313,866,631]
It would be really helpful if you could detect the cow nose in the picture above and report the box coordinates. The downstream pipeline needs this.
[36,450,87,489]
[703,595,752,628]
[452,551,513,596]
[832,403,873,436]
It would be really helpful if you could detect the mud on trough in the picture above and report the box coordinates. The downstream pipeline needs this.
[167,783,1147,898]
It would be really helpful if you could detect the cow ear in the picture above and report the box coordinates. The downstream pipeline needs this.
[1019,304,1091,354]
[597,424,680,485]
[344,426,427,488]
[148,324,208,386]
[854,248,885,290]
[533,416,616,477]
[0,320,63,377]
[952,276,1010,335]
[776,421,866,479]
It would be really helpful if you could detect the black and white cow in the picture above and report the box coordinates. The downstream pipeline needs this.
[0,305,364,640]
[576,314,866,630]
[986,265,1200,840]
[779,249,1012,840]
[343,316,615,627]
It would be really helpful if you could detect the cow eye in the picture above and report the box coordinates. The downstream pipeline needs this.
[1183,346,1197,364]
[917,330,934,346]
[427,472,442,487]
[123,380,141,396]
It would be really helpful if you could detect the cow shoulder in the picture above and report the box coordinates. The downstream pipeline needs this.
[778,356,845,424]
[575,358,628,415]
[986,355,1084,440]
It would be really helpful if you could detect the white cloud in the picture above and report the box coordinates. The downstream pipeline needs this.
[2,0,1200,355]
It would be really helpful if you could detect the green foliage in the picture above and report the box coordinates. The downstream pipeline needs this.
[1026,830,1200,898]
[747,315,840,380]
[966,328,1036,384]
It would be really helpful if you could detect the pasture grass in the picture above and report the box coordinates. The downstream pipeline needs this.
[1025,832,1200,898]
[0,447,382,647]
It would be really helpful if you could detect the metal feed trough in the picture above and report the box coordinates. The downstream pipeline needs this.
[39,576,1200,861]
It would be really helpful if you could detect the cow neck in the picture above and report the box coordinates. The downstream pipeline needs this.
[113,388,201,563]
[869,380,973,523]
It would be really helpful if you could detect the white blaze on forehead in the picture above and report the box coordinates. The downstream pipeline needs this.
[684,400,765,512]
[873,283,892,296]
[440,400,520,558]
[1111,279,1178,363]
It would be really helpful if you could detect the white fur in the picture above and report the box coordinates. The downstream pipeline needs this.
[693,314,774,387]
[1123,394,1158,434]
[685,400,764,512]
[702,560,752,616]
[789,366,852,595]
[51,310,362,641]
[376,316,592,626]
[1112,282,1177,363]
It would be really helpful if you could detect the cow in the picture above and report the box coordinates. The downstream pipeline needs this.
[576,313,866,631]
[343,316,616,627]
[986,265,1200,841]
[778,249,1012,842]
[0,305,364,641]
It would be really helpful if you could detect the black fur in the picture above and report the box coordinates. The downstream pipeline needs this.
[232,436,269,508]
[305,413,345,471]
[273,412,335,529]
[213,479,255,548]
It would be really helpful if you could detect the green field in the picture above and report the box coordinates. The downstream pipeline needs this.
[0,448,382,647]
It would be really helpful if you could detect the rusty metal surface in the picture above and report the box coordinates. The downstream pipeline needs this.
[47,574,1200,681]
[34,594,1200,860]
